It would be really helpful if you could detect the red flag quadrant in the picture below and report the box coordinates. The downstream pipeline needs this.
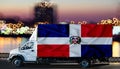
[37,45,69,57]
[81,24,112,37]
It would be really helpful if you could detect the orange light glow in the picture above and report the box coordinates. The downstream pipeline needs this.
[112,42,120,57]
[0,37,22,53]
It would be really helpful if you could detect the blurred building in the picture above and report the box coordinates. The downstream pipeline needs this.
[34,1,57,24]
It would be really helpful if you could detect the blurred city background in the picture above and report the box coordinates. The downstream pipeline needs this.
[0,0,120,58]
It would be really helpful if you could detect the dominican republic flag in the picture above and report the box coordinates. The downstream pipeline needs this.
[37,24,112,58]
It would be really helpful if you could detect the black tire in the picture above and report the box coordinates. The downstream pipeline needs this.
[12,58,23,67]
[80,59,90,68]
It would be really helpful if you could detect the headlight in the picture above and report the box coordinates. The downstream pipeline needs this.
[8,54,14,59]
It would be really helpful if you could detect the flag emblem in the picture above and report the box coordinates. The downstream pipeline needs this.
[70,36,81,44]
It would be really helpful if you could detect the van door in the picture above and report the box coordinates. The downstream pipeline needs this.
[20,41,37,61]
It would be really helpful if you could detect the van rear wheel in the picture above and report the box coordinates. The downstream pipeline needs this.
[80,59,90,68]
[12,58,23,67]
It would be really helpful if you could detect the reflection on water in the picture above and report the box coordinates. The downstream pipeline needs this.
[0,37,28,53]
[113,42,120,57]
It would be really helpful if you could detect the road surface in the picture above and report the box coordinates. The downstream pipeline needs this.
[0,60,120,69]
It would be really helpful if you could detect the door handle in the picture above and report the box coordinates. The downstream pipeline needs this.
[31,50,34,52]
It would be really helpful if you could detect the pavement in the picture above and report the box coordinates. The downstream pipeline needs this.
[0,60,120,69]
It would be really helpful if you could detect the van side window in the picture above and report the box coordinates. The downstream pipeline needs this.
[21,42,34,50]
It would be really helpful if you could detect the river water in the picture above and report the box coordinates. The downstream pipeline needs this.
[0,37,29,53]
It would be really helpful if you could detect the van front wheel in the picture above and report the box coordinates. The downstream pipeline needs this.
[12,58,23,67]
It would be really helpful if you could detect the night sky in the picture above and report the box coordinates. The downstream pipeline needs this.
[0,0,119,23]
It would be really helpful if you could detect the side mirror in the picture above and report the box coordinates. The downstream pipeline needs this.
[18,44,21,50]
[18,46,21,51]
[19,43,21,46]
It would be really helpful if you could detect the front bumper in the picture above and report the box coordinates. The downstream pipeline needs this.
[7,54,13,63]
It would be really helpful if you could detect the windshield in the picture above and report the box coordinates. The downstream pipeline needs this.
[20,42,34,50]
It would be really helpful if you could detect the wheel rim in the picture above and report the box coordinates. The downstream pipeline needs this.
[81,60,89,67]
[14,59,21,66]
